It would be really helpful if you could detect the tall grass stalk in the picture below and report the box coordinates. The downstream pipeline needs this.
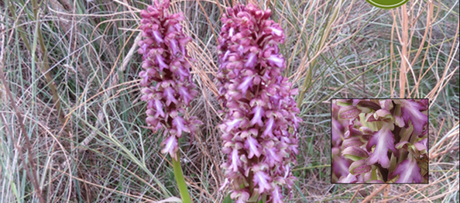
[398,4,409,98]
[296,0,342,107]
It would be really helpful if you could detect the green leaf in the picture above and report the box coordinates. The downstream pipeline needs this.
[223,194,233,203]
[343,154,366,161]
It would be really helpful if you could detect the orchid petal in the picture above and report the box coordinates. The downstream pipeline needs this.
[163,87,178,105]
[398,100,428,136]
[374,109,392,121]
[267,54,284,67]
[178,86,193,103]
[253,171,271,193]
[152,30,164,43]
[154,99,165,117]
[341,137,365,150]
[389,158,423,183]
[357,100,381,111]
[230,148,241,172]
[173,116,190,135]
[264,145,282,166]
[244,52,257,68]
[271,186,284,203]
[338,173,358,183]
[161,136,178,160]
[262,117,275,137]
[332,118,344,147]
[230,190,250,203]
[332,154,351,178]
[237,76,254,94]
[366,123,396,168]
[245,136,261,158]
[156,55,168,71]
[250,105,264,126]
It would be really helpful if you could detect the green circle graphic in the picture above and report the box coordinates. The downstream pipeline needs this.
[366,0,409,9]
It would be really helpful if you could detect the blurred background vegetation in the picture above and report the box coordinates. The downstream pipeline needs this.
[0,0,458,202]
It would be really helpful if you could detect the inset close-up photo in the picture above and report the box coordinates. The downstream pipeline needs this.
[332,99,429,184]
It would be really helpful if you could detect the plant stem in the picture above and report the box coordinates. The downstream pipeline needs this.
[30,0,67,125]
[260,194,267,203]
[398,4,409,98]
[172,152,192,203]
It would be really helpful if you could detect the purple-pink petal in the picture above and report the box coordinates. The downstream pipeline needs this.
[366,123,396,168]
[338,173,358,183]
[238,76,254,94]
[262,117,275,137]
[349,159,371,175]
[270,186,284,203]
[161,136,178,159]
[231,190,250,203]
[178,86,193,103]
[332,152,351,178]
[163,87,178,105]
[156,54,168,71]
[399,100,428,136]
[172,116,190,135]
[225,118,242,133]
[389,158,423,183]
[154,99,165,117]
[230,148,241,172]
[332,118,344,147]
[250,105,264,126]
[264,146,282,166]
[245,136,261,158]
[338,105,361,120]
[267,54,284,67]
[245,52,258,68]
[253,171,272,193]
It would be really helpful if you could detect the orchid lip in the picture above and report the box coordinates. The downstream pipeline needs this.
[267,55,284,67]
[245,136,261,158]
[250,105,264,126]
[237,76,254,94]
[270,27,283,36]
[152,31,164,43]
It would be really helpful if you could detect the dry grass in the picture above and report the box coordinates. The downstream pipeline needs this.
[0,0,458,202]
